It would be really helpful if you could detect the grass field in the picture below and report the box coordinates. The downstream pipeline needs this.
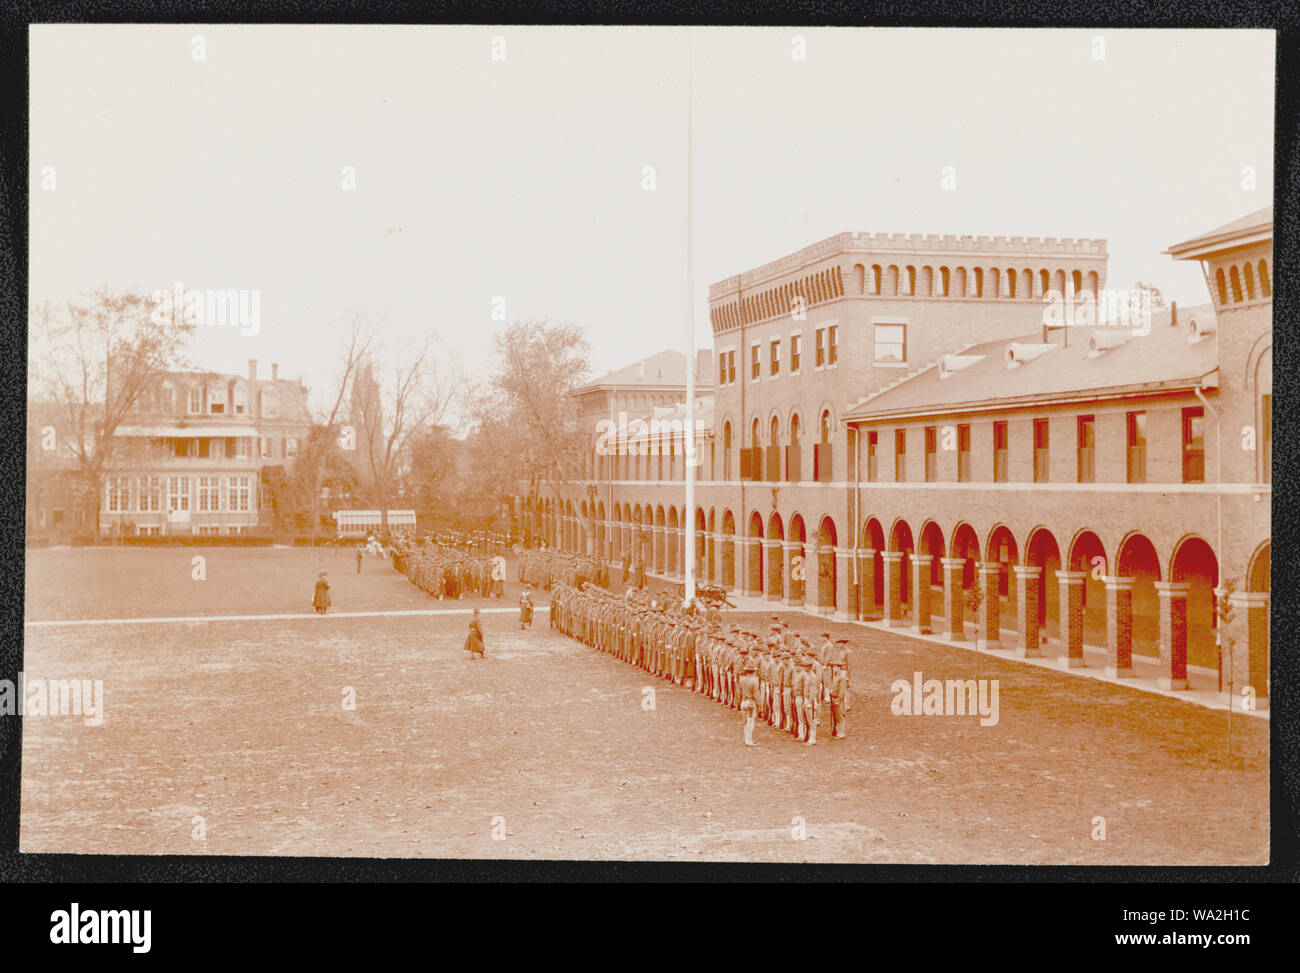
[20,547,1268,863]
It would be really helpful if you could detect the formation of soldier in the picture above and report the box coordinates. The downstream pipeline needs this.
[517,549,609,591]
[550,584,850,744]
[393,538,507,600]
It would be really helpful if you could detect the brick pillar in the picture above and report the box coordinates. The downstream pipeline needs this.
[882,551,905,627]
[1056,571,1086,668]
[834,547,854,622]
[1013,565,1043,657]
[940,557,966,641]
[858,549,878,618]
[653,525,665,574]
[783,541,802,606]
[1103,576,1136,678]
[977,562,1001,650]
[806,542,820,609]
[1227,590,1270,704]
[765,539,784,601]
[911,554,933,634]
[1154,581,1191,690]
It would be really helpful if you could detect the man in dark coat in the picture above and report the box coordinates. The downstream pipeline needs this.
[464,608,485,658]
[313,572,331,614]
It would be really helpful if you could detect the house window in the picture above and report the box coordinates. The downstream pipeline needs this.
[1033,418,1050,483]
[208,387,225,414]
[228,475,252,512]
[719,356,727,386]
[107,476,131,512]
[188,388,202,414]
[162,386,175,412]
[260,437,272,459]
[75,509,85,525]
[173,438,190,458]
[53,508,65,527]
[790,334,801,372]
[1182,406,1205,483]
[894,429,907,482]
[867,430,878,482]
[261,389,279,418]
[234,437,251,459]
[1077,416,1095,483]
[993,422,1008,482]
[727,351,736,384]
[770,339,781,376]
[828,325,839,366]
[168,476,190,512]
[1126,411,1147,483]
[815,329,825,367]
[874,323,906,364]
[198,476,222,512]
[285,437,299,458]
[233,384,247,414]
[924,426,937,482]
[751,344,761,380]
[211,438,225,460]
[138,476,163,512]
[957,424,971,482]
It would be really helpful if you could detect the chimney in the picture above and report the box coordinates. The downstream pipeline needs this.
[1170,301,1178,328]
[248,358,258,381]
[695,349,714,385]
[271,363,279,381]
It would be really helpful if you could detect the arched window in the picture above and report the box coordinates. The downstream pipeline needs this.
[940,267,950,297]
[723,421,733,480]
[770,416,780,444]
[1229,265,1243,303]
[1244,262,1256,300]
[973,267,984,298]
[905,266,916,296]
[1215,268,1228,305]
[751,417,761,447]
[1039,269,1051,297]
[871,265,883,295]
[1259,259,1271,298]
[820,410,831,443]
[853,264,866,295]
[1071,269,1083,297]
[790,414,801,444]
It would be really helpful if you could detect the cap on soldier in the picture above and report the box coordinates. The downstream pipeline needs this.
[835,637,849,644]
[821,631,831,638]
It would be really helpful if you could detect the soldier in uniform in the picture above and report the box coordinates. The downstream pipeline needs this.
[803,656,822,745]
[739,656,760,747]
[519,588,534,630]
[464,607,485,659]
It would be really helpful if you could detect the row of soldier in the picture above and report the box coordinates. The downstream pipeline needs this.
[550,583,850,745]
[393,539,507,600]
[517,549,609,591]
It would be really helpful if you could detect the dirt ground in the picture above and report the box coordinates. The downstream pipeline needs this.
[19,547,1268,864]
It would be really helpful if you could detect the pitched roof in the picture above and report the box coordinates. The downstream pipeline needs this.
[575,349,690,393]
[844,304,1218,421]
[1166,207,1272,259]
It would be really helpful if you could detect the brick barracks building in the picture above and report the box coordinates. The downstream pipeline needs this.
[525,211,1271,705]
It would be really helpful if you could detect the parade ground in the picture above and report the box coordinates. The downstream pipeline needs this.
[20,547,1268,864]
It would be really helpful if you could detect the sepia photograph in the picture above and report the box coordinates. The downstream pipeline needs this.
[18,23,1273,871]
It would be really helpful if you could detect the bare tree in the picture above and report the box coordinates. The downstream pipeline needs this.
[351,335,460,538]
[27,288,193,535]
[483,320,591,548]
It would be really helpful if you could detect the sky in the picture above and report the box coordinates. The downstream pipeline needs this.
[29,25,1275,415]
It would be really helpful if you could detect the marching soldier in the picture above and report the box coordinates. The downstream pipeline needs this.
[739,656,760,747]
[519,588,535,630]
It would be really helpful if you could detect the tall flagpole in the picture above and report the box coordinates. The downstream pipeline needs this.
[683,26,697,608]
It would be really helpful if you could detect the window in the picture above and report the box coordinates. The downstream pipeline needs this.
[233,384,247,414]
[234,437,250,459]
[138,476,163,512]
[1126,411,1147,483]
[957,424,971,482]
[770,339,781,376]
[1262,393,1272,483]
[1033,418,1050,483]
[188,388,202,414]
[260,437,272,459]
[866,430,878,482]
[1182,406,1205,483]
[162,386,175,412]
[261,389,279,418]
[727,351,736,384]
[724,422,733,480]
[208,387,225,414]
[828,325,839,366]
[815,329,825,367]
[993,422,1008,482]
[895,429,907,482]
[198,476,222,512]
[751,343,761,380]
[1077,416,1095,483]
[228,475,252,512]
[75,509,85,525]
[168,476,190,512]
[53,508,65,527]
[790,334,802,372]
[285,437,299,458]
[874,323,906,364]
[924,426,937,482]
[719,356,727,386]
[211,438,225,460]
[107,477,131,512]
[173,438,190,458]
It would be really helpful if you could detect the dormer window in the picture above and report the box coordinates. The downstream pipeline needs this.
[188,388,202,414]
[233,382,247,414]
[208,386,225,414]
[260,388,279,419]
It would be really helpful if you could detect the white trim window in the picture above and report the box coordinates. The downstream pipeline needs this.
[198,476,222,512]
[188,387,202,414]
[285,437,299,458]
[168,476,190,512]
[790,332,802,374]
[260,437,273,459]
[107,476,131,513]
[228,475,252,512]
[235,437,251,459]
[769,337,781,377]
[873,319,908,365]
[138,476,163,512]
